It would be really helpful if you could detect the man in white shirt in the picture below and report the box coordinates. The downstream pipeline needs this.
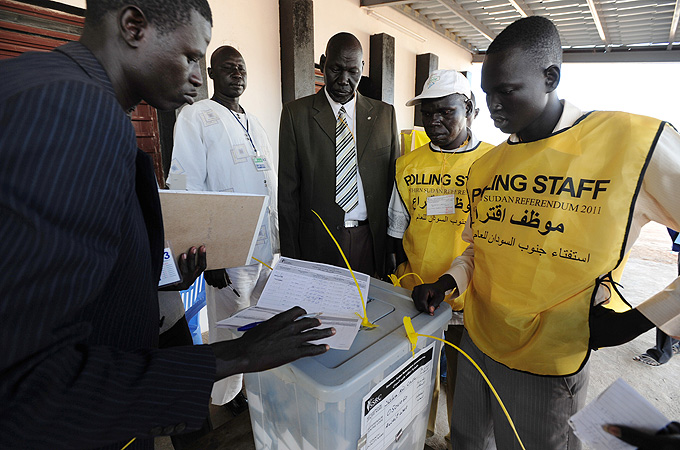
[168,46,278,409]
[413,16,680,450]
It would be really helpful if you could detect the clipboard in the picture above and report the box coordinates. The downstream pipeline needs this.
[159,190,268,269]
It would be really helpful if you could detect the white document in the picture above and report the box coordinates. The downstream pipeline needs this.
[158,247,181,287]
[217,257,368,350]
[568,378,669,449]
[359,344,435,450]
[427,194,455,216]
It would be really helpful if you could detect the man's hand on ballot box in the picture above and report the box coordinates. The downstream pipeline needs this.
[412,274,457,316]
[211,306,335,380]
[159,245,207,291]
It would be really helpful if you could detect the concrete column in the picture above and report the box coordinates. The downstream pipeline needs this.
[279,0,315,104]
[414,53,438,126]
[368,32,395,104]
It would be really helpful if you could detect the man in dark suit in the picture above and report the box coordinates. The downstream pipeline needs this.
[278,32,399,278]
[0,1,332,449]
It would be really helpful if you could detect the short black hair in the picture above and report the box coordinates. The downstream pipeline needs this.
[325,32,363,58]
[85,0,212,33]
[487,16,562,69]
[210,46,243,67]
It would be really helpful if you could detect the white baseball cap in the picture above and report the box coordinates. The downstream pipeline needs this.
[406,69,471,106]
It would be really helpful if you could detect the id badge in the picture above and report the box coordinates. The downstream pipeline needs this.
[231,144,249,164]
[427,194,455,216]
[158,243,181,287]
[252,156,271,171]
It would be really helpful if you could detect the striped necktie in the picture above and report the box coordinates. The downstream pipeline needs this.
[335,106,358,213]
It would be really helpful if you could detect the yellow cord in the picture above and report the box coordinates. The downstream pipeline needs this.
[120,437,135,450]
[388,272,425,287]
[311,210,375,328]
[402,317,526,450]
[437,136,469,190]
[251,256,273,270]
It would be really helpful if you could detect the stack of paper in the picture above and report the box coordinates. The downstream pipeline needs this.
[217,257,369,350]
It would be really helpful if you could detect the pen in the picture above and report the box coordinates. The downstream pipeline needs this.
[297,312,323,320]
[237,321,263,331]
[223,270,240,297]
[236,313,323,332]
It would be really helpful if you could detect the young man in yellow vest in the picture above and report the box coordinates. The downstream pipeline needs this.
[387,69,495,440]
[413,16,680,450]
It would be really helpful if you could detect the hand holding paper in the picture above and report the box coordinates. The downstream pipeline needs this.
[569,378,670,449]
[603,422,680,450]
[158,245,206,291]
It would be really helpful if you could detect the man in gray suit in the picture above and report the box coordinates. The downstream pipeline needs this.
[278,32,399,278]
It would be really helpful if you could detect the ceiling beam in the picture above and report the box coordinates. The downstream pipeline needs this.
[387,4,476,53]
[364,8,427,42]
[473,49,680,63]
[360,0,412,6]
[669,0,680,50]
[507,0,532,18]
[435,0,497,42]
[585,0,610,45]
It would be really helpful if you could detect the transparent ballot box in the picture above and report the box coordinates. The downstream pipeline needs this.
[244,278,451,450]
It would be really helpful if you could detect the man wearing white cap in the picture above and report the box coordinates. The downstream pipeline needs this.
[387,69,494,439]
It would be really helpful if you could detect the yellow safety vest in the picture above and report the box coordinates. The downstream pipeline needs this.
[395,140,494,310]
[400,128,431,154]
[465,111,664,376]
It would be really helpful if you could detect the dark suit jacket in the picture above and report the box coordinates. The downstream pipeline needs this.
[278,89,399,277]
[0,43,215,450]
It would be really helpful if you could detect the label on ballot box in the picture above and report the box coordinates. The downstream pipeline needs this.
[360,343,435,450]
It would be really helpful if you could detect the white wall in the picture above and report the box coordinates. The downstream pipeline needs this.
[56,0,84,8]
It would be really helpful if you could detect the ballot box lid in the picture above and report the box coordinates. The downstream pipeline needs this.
[271,278,451,403]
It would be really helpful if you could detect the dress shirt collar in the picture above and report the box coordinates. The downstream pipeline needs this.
[54,42,116,100]
[324,87,357,120]
[508,100,583,143]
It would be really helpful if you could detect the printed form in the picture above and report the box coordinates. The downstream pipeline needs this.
[217,257,368,350]
[569,378,669,449]
[359,344,435,450]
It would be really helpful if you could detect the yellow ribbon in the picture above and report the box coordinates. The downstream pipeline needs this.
[312,210,376,329]
[403,316,526,450]
[388,272,424,287]
[251,256,273,270]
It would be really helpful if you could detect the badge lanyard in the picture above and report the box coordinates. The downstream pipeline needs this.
[436,136,469,185]
[227,107,259,155]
